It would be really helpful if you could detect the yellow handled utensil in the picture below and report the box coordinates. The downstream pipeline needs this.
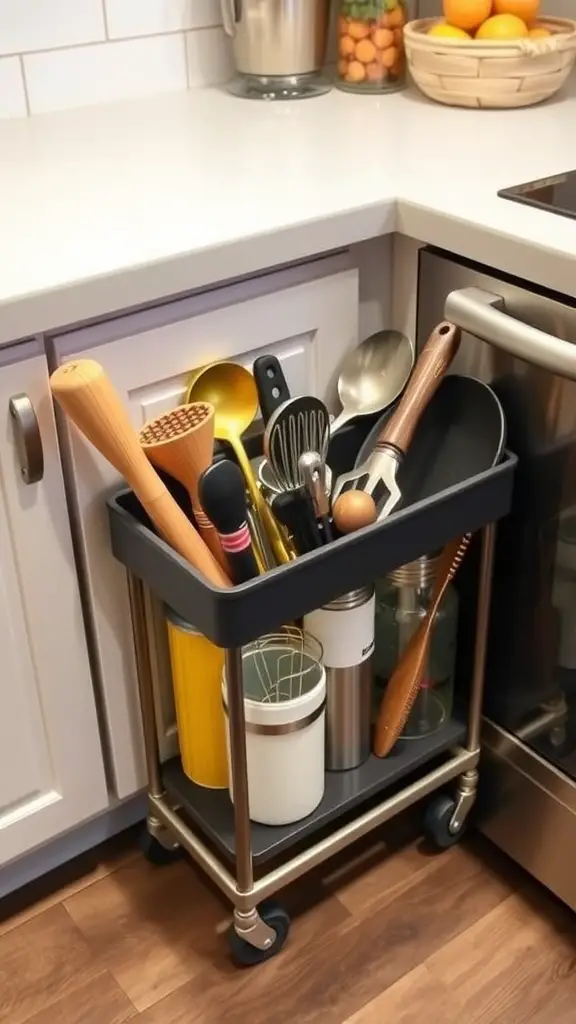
[186,361,295,566]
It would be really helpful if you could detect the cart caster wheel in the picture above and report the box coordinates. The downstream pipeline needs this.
[424,794,467,850]
[139,828,181,866]
[227,901,291,967]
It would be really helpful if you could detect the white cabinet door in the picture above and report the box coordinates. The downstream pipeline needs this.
[52,255,359,799]
[0,343,107,867]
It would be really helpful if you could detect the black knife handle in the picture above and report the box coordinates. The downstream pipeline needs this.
[271,489,322,555]
[253,355,291,425]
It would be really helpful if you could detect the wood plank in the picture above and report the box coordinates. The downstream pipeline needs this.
[426,882,576,1024]
[136,880,351,1023]
[343,964,461,1024]
[137,837,518,1024]
[0,904,100,1024]
[4,826,572,1024]
[0,828,139,938]
[328,831,450,918]
[63,856,230,1012]
[24,973,136,1024]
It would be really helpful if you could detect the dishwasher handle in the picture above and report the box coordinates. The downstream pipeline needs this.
[445,286,576,382]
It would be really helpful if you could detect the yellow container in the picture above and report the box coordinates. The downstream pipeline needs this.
[165,608,228,789]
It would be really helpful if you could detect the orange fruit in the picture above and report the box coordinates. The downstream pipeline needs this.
[388,5,405,27]
[443,0,492,31]
[347,60,367,81]
[393,26,403,44]
[427,23,471,37]
[355,38,378,63]
[366,61,386,81]
[337,58,350,77]
[339,34,355,57]
[338,15,350,35]
[528,25,551,37]
[493,0,540,21]
[348,19,371,40]
[380,45,398,68]
[476,13,529,37]
[378,12,391,27]
[373,27,394,48]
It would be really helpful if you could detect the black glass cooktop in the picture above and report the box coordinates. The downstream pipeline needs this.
[499,171,576,221]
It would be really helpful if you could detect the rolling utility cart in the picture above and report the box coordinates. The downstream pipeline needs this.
[107,448,516,965]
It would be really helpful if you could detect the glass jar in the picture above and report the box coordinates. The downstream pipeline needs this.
[336,0,407,94]
[374,553,459,739]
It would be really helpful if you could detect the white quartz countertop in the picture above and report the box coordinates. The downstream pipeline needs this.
[0,80,575,345]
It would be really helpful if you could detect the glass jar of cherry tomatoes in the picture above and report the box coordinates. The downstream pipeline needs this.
[336,0,407,93]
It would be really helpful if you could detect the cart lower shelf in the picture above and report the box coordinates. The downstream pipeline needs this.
[162,714,467,866]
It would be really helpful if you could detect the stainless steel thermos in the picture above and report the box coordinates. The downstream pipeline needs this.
[304,587,375,770]
[221,0,331,99]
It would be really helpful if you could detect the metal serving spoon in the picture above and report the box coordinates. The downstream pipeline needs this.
[330,329,414,437]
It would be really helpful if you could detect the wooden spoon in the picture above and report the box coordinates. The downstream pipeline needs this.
[50,360,231,589]
[373,534,471,758]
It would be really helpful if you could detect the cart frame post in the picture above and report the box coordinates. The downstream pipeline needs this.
[127,573,163,797]
[467,522,496,753]
[450,522,496,834]
[224,646,278,952]
[127,572,179,852]
[224,647,253,893]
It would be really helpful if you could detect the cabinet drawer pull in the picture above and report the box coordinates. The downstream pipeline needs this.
[9,394,44,484]
[445,286,576,381]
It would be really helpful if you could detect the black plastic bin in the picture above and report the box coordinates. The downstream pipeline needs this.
[107,450,517,648]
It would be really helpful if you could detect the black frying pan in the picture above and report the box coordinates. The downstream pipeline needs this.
[353,374,506,515]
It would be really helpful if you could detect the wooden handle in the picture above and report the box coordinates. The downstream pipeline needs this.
[373,534,469,758]
[377,322,461,456]
[50,360,231,589]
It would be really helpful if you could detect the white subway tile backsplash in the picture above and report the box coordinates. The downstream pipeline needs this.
[105,0,222,38]
[0,57,27,118]
[24,34,187,114]
[0,0,105,56]
[185,26,233,87]
[1,0,568,120]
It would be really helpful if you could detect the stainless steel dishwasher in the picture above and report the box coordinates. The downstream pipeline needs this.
[417,246,576,910]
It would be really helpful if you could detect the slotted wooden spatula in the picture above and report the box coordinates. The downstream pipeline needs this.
[374,534,471,758]
[333,322,461,517]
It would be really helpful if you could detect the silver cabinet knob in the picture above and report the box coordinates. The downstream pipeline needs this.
[9,394,44,484]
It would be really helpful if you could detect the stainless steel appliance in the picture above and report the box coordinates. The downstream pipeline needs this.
[418,247,576,910]
[221,0,331,100]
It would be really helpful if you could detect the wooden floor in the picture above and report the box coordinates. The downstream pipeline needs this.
[1,816,576,1024]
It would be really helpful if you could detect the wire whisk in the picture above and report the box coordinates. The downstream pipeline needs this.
[242,626,324,703]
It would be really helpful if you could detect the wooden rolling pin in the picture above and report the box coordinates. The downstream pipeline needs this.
[50,359,231,589]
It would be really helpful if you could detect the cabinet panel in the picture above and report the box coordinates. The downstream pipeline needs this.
[0,345,107,866]
[53,260,359,798]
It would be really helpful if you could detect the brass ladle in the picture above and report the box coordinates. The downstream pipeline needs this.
[186,361,293,567]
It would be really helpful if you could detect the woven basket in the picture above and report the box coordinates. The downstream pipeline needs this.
[404,16,576,108]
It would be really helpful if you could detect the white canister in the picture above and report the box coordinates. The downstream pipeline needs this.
[304,587,375,770]
[222,633,326,826]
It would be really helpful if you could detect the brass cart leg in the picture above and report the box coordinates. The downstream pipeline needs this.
[127,572,178,853]
[225,647,276,952]
[450,522,496,834]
